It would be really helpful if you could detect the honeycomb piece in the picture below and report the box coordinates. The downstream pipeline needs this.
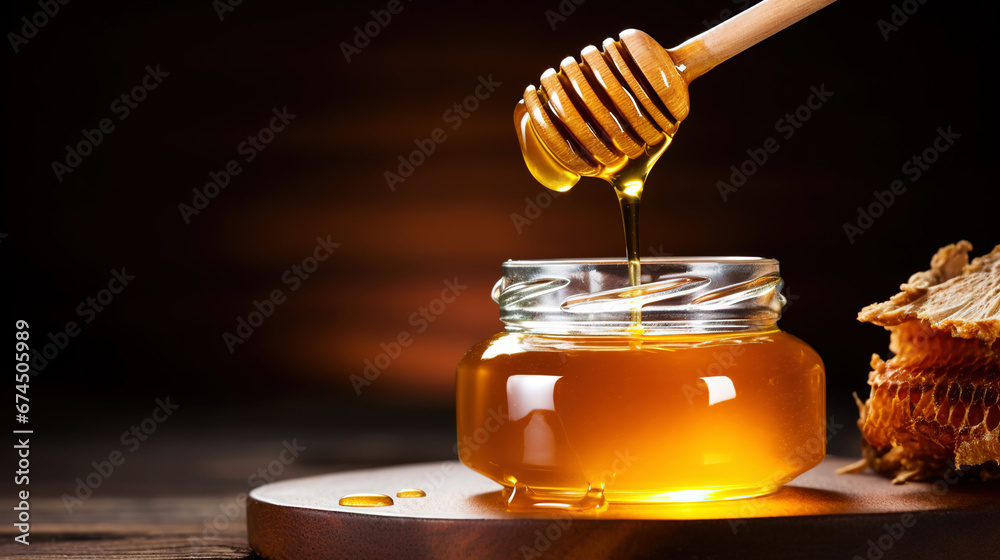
[858,241,1000,344]
[847,242,1000,483]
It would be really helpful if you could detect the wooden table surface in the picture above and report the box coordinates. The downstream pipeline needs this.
[0,496,253,559]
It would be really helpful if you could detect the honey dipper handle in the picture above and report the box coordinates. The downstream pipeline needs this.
[667,0,838,82]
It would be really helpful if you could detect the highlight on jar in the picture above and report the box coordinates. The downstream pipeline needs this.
[456,258,826,511]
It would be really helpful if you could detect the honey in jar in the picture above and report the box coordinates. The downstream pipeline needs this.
[456,258,825,509]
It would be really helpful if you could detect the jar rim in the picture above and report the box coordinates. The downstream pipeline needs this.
[494,257,785,335]
[504,256,776,265]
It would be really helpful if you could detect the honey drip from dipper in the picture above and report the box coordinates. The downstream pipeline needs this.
[514,30,688,328]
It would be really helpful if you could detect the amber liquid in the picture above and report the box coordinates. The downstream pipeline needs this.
[456,331,825,508]
[338,493,394,507]
[609,152,664,333]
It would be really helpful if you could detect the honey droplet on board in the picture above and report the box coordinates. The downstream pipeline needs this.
[338,493,394,507]
[396,489,427,498]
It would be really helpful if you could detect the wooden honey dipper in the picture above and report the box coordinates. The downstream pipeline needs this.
[514,0,839,192]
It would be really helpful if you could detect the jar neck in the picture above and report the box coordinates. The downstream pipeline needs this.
[493,258,786,337]
[504,319,780,337]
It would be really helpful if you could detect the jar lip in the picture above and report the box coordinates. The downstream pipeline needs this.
[504,257,777,266]
[495,257,785,335]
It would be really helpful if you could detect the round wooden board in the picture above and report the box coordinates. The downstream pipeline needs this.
[247,457,1000,560]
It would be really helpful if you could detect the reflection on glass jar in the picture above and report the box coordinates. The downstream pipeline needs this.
[456,258,825,511]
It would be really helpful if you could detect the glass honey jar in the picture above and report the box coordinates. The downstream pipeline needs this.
[455,258,825,509]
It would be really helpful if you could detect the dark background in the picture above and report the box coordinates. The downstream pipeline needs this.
[2,0,995,499]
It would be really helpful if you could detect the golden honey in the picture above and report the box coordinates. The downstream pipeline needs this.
[456,258,826,509]
[338,493,394,507]
[457,330,824,508]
